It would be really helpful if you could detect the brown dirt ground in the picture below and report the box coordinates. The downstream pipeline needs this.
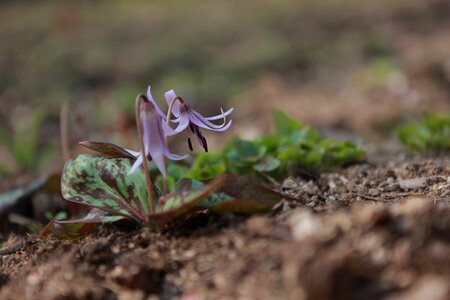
[0,152,449,300]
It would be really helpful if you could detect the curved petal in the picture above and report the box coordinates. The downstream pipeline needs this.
[192,116,232,132]
[162,121,179,136]
[189,109,233,131]
[128,154,143,175]
[173,112,190,132]
[162,112,190,136]
[164,89,180,117]
[167,115,182,124]
[205,107,234,121]
[125,148,141,157]
[162,146,189,161]
[146,119,165,173]
[151,151,166,178]
[146,86,167,119]
[190,109,226,129]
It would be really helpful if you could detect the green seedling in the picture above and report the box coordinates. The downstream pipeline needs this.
[0,108,55,174]
[395,113,450,152]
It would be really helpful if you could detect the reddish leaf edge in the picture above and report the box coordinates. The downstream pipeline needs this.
[79,140,137,159]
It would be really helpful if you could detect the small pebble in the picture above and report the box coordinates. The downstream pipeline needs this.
[369,188,380,197]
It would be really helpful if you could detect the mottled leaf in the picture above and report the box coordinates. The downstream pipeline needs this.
[198,175,287,213]
[40,208,125,240]
[148,175,226,226]
[79,140,138,159]
[61,155,150,224]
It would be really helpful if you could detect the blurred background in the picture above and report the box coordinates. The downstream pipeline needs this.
[0,0,449,176]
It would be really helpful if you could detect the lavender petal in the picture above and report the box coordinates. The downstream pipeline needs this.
[128,154,144,175]
[190,111,233,132]
[205,107,234,121]
[164,89,180,117]
[146,86,168,119]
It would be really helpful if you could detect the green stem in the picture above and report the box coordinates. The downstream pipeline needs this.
[162,96,183,194]
[135,94,155,215]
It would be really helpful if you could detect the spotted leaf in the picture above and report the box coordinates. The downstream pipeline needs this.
[61,154,151,224]
[40,208,125,240]
[148,175,226,226]
[198,175,288,213]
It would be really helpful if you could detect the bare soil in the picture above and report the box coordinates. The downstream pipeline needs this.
[0,152,449,300]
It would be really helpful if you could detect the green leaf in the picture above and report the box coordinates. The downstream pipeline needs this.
[253,156,280,172]
[272,109,302,134]
[0,127,12,148]
[148,175,226,226]
[395,114,450,152]
[79,140,137,159]
[12,108,46,171]
[224,138,266,170]
[198,175,285,213]
[321,140,365,166]
[156,163,191,193]
[291,126,322,144]
[40,208,125,240]
[255,134,283,154]
[187,152,226,180]
[61,155,150,224]
[277,145,304,173]
[166,162,190,181]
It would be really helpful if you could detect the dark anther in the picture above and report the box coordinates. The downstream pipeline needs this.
[202,137,208,152]
[188,137,193,151]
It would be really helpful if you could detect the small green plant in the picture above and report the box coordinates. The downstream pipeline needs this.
[187,110,365,180]
[0,108,55,174]
[395,114,450,152]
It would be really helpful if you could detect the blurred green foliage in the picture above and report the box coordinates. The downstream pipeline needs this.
[187,110,365,180]
[155,163,190,193]
[395,114,450,152]
[0,108,56,174]
[186,153,227,181]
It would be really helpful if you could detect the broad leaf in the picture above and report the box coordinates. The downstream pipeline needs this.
[61,155,150,224]
[148,175,226,226]
[79,140,138,159]
[40,208,125,240]
[197,175,286,213]
[223,138,266,173]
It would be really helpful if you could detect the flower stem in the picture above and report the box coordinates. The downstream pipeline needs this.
[136,94,155,215]
[60,101,71,162]
[162,96,183,194]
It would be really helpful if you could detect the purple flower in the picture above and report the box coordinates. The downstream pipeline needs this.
[129,98,187,177]
[146,86,168,120]
[162,89,233,152]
